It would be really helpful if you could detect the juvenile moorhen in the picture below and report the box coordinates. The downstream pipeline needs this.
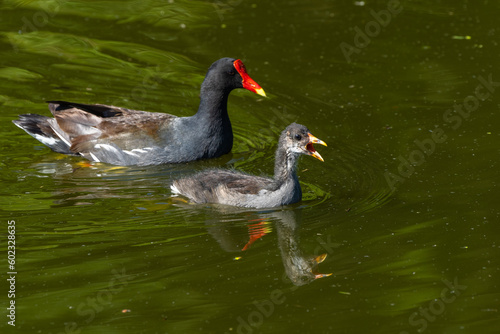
[12,58,265,166]
[171,123,327,208]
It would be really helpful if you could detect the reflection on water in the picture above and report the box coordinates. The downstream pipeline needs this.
[205,208,331,286]
[270,210,331,286]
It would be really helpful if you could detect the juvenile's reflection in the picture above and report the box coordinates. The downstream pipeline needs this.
[205,208,331,286]
[272,210,332,286]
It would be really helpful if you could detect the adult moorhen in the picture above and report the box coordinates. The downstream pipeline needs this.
[171,123,327,208]
[12,58,266,166]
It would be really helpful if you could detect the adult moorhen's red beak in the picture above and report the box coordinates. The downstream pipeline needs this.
[306,133,327,162]
[233,59,266,97]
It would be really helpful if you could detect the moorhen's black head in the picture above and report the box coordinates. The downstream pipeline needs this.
[280,123,327,161]
[204,58,266,96]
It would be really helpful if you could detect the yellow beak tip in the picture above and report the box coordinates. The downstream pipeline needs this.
[313,152,324,162]
[255,88,267,97]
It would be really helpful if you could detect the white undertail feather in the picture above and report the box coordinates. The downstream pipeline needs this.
[170,184,181,195]
[33,134,57,147]
[46,119,72,147]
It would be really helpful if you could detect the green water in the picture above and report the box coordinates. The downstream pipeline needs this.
[1,0,499,333]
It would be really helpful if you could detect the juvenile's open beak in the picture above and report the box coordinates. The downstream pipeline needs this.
[312,253,332,279]
[233,59,266,97]
[306,133,327,162]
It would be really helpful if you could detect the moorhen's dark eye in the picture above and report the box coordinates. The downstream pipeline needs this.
[228,70,235,76]
[294,134,302,141]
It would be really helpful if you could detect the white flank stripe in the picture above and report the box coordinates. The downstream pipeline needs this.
[123,150,139,157]
[89,152,100,162]
[95,144,121,155]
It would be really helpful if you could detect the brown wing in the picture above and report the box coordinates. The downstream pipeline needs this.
[47,101,175,153]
